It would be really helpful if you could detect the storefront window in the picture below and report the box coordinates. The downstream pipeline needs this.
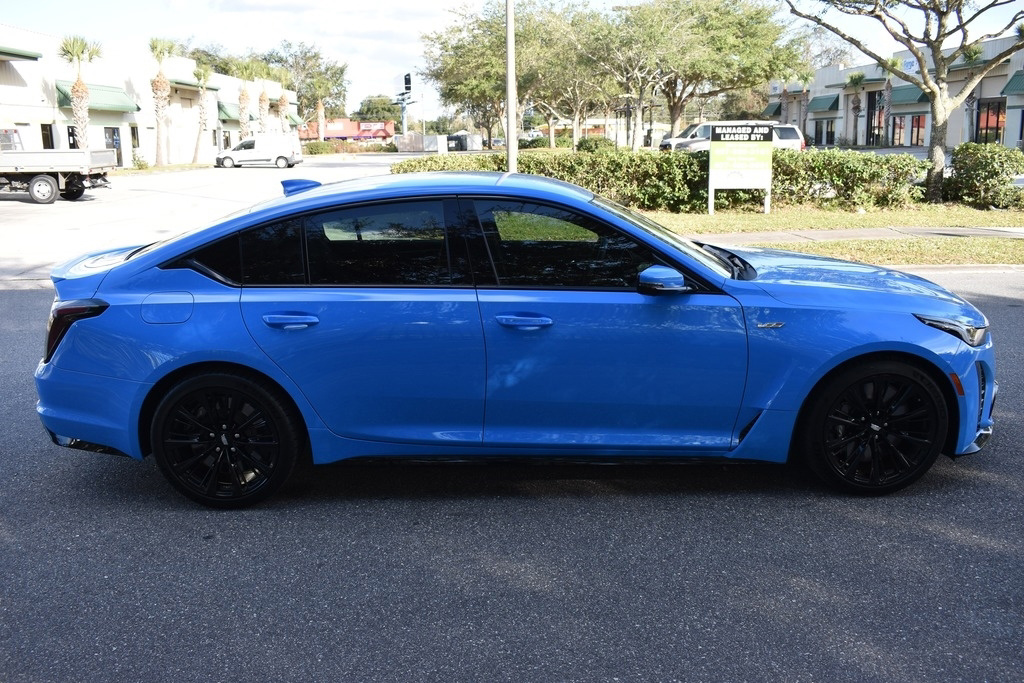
[975,99,1006,144]
[910,116,926,146]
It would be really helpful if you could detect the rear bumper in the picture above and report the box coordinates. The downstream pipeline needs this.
[35,361,147,460]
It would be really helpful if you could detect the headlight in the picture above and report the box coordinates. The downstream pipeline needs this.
[915,314,988,347]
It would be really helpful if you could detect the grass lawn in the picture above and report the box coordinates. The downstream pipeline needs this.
[643,204,1023,234]
[641,205,1024,265]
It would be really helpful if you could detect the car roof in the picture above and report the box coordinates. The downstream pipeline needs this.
[246,171,595,218]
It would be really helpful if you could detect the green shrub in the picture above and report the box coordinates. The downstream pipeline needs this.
[576,136,616,153]
[131,149,149,170]
[303,140,334,155]
[944,143,1024,208]
[391,147,930,213]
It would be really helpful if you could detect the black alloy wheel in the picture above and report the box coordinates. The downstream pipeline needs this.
[151,372,301,508]
[802,361,948,494]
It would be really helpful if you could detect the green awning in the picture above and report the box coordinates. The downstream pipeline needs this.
[56,81,140,112]
[170,78,220,92]
[287,113,303,126]
[0,45,41,61]
[807,94,839,112]
[217,102,256,121]
[888,84,930,105]
[1002,70,1024,96]
[761,101,781,117]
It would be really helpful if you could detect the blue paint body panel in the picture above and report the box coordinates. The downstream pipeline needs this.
[35,172,996,480]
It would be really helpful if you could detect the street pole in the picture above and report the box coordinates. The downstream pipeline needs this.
[506,0,518,173]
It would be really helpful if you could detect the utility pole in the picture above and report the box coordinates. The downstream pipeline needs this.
[506,0,518,173]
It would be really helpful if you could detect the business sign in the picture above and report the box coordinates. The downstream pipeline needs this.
[360,122,386,131]
[708,123,774,214]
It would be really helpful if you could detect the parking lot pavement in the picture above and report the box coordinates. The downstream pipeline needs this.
[0,154,408,288]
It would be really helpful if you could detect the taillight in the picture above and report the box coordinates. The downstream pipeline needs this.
[44,298,108,363]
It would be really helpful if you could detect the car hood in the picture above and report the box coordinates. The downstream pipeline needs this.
[727,245,984,321]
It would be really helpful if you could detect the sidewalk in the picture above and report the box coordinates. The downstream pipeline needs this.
[691,225,1024,246]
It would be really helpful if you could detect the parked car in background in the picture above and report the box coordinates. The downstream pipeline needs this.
[215,133,303,168]
[35,172,996,507]
[660,122,806,152]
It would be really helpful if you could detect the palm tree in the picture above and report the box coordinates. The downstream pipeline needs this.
[879,57,902,146]
[309,74,332,142]
[234,60,260,140]
[192,64,212,164]
[277,94,290,134]
[797,69,815,139]
[150,38,177,166]
[846,71,866,146]
[960,44,984,143]
[57,36,101,150]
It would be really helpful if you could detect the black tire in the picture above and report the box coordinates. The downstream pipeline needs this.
[28,174,58,204]
[60,187,85,201]
[221,156,235,168]
[275,156,288,169]
[150,372,301,508]
[800,360,948,495]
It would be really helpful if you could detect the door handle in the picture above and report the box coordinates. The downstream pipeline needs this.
[262,314,319,330]
[495,314,553,331]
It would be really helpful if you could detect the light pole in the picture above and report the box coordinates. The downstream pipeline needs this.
[506,0,518,173]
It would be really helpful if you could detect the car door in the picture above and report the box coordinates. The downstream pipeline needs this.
[239,199,486,444]
[464,197,748,451]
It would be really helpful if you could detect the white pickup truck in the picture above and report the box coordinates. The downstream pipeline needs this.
[1,128,116,204]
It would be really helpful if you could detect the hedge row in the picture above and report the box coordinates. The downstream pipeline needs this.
[391,145,1024,212]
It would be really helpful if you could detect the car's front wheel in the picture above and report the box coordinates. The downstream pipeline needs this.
[220,156,235,168]
[800,360,948,495]
[150,372,301,508]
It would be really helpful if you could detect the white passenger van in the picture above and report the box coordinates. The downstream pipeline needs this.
[215,133,303,168]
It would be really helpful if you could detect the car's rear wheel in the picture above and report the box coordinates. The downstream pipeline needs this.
[801,361,948,495]
[150,372,301,508]
[275,156,288,168]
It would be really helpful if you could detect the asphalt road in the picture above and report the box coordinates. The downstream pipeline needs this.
[1,158,1022,681]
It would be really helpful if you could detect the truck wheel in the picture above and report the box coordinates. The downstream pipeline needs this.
[60,187,85,201]
[29,175,58,204]
[275,156,288,169]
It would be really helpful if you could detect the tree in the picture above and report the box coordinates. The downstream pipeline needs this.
[57,36,101,150]
[308,74,332,141]
[192,64,212,163]
[351,95,401,123]
[277,93,290,134]
[878,56,902,145]
[846,70,865,145]
[150,38,177,166]
[422,1,549,145]
[960,44,984,143]
[786,0,1024,201]
[233,59,261,140]
[574,2,684,150]
[655,0,806,138]
[261,41,347,123]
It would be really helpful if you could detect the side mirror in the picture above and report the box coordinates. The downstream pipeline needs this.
[638,265,692,294]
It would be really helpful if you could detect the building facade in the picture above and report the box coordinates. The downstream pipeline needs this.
[0,23,300,167]
[764,36,1024,151]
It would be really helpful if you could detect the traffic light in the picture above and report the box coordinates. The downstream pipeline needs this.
[404,73,412,93]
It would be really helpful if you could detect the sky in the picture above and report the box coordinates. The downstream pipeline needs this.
[2,1,1022,120]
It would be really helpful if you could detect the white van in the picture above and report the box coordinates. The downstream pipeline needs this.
[216,134,303,169]
[659,122,806,152]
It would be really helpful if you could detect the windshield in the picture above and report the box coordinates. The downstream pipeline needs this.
[679,123,698,138]
[592,197,731,278]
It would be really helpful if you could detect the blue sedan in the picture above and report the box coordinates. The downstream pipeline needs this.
[35,172,997,507]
